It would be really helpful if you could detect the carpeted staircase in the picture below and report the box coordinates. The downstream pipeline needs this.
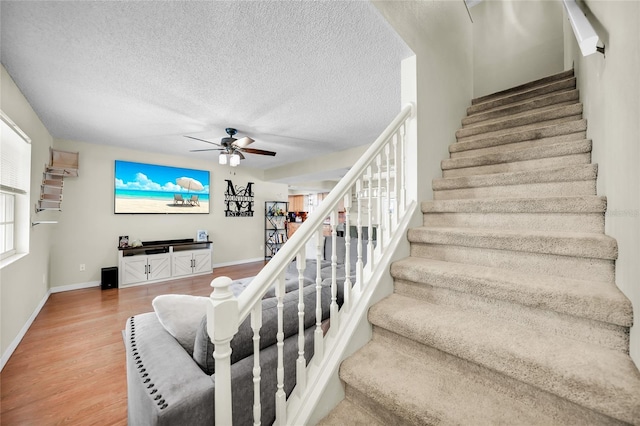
[318,70,640,425]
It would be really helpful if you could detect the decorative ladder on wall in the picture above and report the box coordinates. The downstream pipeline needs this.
[35,148,79,212]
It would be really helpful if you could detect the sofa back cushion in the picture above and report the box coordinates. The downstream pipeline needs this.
[193,282,335,375]
[323,234,373,267]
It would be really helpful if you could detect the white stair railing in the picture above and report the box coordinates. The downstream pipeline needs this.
[207,103,415,425]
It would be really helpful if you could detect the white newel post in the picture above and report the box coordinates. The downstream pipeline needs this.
[208,276,240,426]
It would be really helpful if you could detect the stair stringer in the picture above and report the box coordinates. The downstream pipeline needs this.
[287,201,418,426]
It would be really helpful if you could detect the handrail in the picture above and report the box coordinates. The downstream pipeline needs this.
[562,0,604,56]
[236,103,413,321]
[207,102,415,425]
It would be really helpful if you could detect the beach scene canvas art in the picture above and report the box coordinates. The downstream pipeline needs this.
[114,160,210,214]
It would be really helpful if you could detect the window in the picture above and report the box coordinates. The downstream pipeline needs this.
[0,192,15,259]
[0,111,31,267]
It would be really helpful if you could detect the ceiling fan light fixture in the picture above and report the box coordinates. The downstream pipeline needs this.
[230,153,241,167]
[218,152,228,165]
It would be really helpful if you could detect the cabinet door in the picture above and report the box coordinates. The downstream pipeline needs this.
[192,251,212,275]
[148,254,171,281]
[121,257,149,285]
[172,251,195,278]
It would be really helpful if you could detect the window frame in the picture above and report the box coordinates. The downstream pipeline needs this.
[0,111,31,269]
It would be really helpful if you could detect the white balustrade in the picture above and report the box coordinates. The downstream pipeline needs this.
[207,104,414,425]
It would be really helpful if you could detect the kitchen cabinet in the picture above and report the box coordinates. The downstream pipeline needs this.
[288,195,306,212]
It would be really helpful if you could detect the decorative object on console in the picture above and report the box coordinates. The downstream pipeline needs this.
[114,160,210,214]
[224,179,255,217]
[196,230,208,242]
[119,235,129,248]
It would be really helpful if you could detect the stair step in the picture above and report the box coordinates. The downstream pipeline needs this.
[340,338,569,425]
[468,76,577,115]
[42,179,64,188]
[422,196,605,232]
[368,294,640,424]
[457,103,583,140]
[40,193,62,201]
[472,69,575,106]
[442,139,592,177]
[391,257,631,350]
[457,115,583,144]
[408,226,617,260]
[450,120,587,157]
[316,397,383,426]
[433,164,597,200]
[409,226,615,282]
[423,196,607,214]
[463,89,580,127]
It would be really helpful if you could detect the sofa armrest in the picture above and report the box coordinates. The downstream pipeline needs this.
[125,313,214,426]
[126,312,316,426]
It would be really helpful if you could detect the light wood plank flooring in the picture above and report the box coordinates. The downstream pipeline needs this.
[0,261,266,425]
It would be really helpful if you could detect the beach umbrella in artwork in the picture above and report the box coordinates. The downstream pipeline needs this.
[176,177,204,193]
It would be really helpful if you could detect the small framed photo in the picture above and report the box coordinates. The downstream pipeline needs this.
[119,235,129,248]
[196,230,208,242]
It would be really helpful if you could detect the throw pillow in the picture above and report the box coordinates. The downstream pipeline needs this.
[152,294,209,356]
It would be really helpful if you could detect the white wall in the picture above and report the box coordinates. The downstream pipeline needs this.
[0,65,54,360]
[471,0,565,98]
[563,0,640,366]
[373,0,473,203]
[50,138,288,288]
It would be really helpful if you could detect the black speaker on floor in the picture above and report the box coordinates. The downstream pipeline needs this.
[101,266,118,290]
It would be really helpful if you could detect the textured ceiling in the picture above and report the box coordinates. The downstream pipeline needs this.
[0,1,412,177]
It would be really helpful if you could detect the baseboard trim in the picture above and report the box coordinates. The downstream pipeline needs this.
[1,288,51,372]
[212,257,264,268]
[49,280,101,293]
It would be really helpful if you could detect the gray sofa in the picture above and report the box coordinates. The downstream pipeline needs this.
[124,235,369,425]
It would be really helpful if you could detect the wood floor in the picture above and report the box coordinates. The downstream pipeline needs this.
[0,261,266,426]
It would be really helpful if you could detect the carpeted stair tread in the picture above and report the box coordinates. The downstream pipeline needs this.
[442,139,591,172]
[422,195,606,214]
[433,164,597,191]
[339,339,562,425]
[463,89,580,126]
[456,114,582,144]
[407,226,618,260]
[471,69,575,106]
[450,120,587,155]
[456,103,583,139]
[468,77,577,115]
[369,294,640,424]
[421,196,605,232]
[390,257,631,327]
[316,399,383,426]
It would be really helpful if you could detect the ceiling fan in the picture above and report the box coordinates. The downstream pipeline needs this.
[186,128,276,167]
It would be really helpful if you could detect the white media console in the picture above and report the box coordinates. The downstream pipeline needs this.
[118,239,212,288]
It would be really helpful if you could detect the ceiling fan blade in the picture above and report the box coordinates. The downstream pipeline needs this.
[184,135,223,147]
[241,147,277,156]
[189,148,223,152]
[232,136,254,148]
